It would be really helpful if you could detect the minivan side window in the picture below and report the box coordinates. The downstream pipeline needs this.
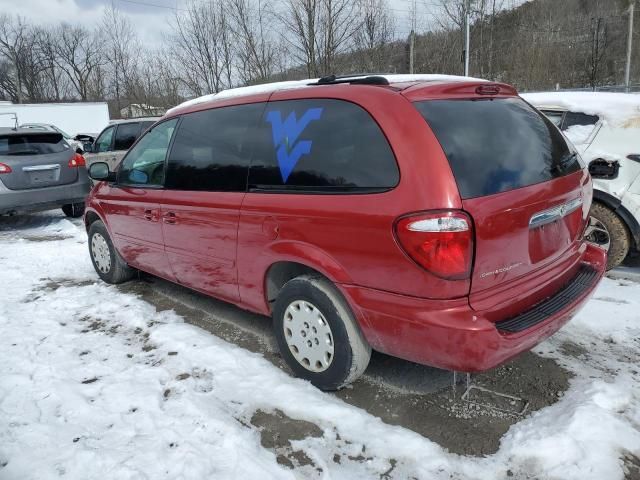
[118,118,178,187]
[113,122,141,151]
[95,126,115,153]
[165,103,265,192]
[248,99,399,192]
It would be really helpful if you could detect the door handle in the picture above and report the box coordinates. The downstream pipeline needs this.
[162,212,177,224]
[144,209,157,221]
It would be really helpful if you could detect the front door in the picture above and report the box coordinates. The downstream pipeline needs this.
[85,125,115,169]
[160,103,264,303]
[99,118,179,281]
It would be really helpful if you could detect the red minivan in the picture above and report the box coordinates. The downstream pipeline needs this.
[85,75,606,390]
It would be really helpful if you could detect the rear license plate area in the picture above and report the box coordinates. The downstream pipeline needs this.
[28,169,59,185]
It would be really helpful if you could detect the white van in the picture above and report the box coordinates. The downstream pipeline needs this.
[523,92,640,269]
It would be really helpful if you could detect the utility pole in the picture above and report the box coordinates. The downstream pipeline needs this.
[409,0,416,74]
[625,1,635,92]
[464,0,471,76]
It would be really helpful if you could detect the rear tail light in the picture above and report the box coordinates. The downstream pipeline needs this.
[0,163,11,174]
[394,210,474,280]
[68,153,86,168]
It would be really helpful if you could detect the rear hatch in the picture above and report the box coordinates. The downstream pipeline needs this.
[0,132,77,190]
[413,93,590,308]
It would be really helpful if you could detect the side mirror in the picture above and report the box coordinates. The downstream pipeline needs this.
[128,169,149,184]
[88,162,114,181]
[83,142,93,153]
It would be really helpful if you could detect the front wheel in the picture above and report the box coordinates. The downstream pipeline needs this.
[272,275,371,391]
[88,220,135,284]
[62,202,85,218]
[585,202,631,270]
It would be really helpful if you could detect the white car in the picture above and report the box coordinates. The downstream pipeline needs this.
[523,92,640,269]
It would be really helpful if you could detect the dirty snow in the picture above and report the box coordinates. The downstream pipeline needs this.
[522,91,640,127]
[166,74,485,116]
[0,212,639,479]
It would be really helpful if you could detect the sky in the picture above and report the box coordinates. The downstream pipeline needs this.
[0,0,443,48]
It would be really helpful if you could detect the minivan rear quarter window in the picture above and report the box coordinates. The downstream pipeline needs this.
[415,97,580,199]
[249,99,399,192]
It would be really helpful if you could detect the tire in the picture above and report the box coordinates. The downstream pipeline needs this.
[88,220,135,284]
[62,202,85,218]
[272,275,371,391]
[587,202,631,270]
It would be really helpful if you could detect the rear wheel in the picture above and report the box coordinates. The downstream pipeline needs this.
[88,220,135,284]
[62,202,85,218]
[586,202,631,270]
[272,275,371,391]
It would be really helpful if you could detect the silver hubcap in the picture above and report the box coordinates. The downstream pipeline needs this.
[585,216,611,251]
[283,300,334,372]
[91,233,111,273]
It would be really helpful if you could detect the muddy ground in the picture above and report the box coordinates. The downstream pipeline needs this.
[118,274,574,458]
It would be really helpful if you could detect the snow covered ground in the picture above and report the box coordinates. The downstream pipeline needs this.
[0,212,639,480]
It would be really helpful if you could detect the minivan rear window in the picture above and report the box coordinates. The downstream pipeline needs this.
[415,98,581,199]
[0,133,68,156]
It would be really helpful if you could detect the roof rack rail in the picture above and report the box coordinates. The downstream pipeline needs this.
[312,74,390,86]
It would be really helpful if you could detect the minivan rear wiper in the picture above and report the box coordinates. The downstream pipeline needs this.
[551,152,578,174]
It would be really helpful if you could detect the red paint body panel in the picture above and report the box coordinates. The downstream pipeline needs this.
[343,243,606,371]
[91,183,174,281]
[86,78,607,373]
[161,191,244,303]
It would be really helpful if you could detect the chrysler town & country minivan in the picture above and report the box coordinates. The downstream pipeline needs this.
[84,74,606,390]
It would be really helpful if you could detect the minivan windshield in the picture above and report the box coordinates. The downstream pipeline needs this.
[415,97,581,199]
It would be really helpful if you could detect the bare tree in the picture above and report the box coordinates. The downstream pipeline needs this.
[354,0,395,72]
[0,15,37,102]
[281,0,361,77]
[101,3,140,115]
[53,24,103,101]
[280,0,320,77]
[317,0,361,74]
[168,0,235,96]
[229,0,281,84]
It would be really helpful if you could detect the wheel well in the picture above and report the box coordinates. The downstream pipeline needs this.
[84,211,100,231]
[592,196,640,251]
[265,262,326,307]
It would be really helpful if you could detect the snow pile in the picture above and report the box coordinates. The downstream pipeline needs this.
[563,124,596,145]
[166,74,486,116]
[522,91,640,126]
[0,213,639,479]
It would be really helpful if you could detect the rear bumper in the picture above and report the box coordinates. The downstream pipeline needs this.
[0,172,90,215]
[341,242,606,372]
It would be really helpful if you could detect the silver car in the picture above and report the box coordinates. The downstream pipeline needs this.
[0,128,90,217]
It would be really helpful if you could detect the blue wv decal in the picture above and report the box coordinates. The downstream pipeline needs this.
[266,107,323,182]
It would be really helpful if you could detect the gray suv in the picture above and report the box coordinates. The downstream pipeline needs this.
[85,118,158,172]
[0,128,90,217]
